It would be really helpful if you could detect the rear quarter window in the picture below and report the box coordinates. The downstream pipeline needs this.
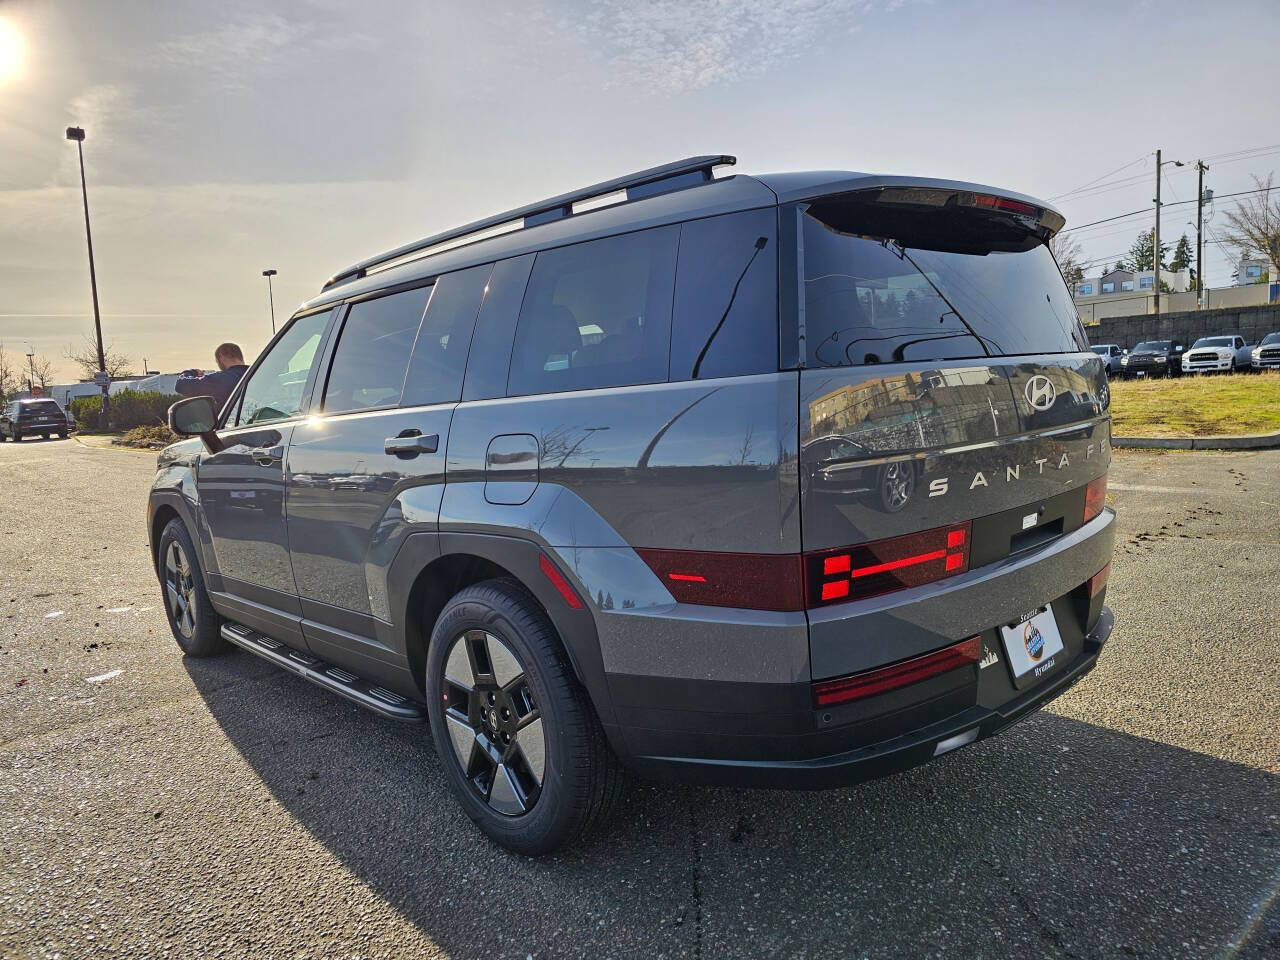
[507,226,678,397]
[670,208,777,380]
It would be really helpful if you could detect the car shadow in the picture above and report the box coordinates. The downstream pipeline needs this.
[184,654,1280,959]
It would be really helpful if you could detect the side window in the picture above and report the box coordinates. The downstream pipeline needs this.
[670,208,777,381]
[235,310,331,426]
[507,226,678,397]
[322,287,430,414]
[402,264,492,408]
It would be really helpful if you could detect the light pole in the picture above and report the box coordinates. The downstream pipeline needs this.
[262,269,278,334]
[66,126,110,429]
[25,348,34,392]
[1152,150,1185,317]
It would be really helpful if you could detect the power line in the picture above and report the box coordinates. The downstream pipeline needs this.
[1060,186,1273,234]
[1049,154,1150,201]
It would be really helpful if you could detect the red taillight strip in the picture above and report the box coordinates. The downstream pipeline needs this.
[1084,473,1108,524]
[846,547,947,580]
[635,548,806,612]
[813,636,982,707]
[538,553,584,610]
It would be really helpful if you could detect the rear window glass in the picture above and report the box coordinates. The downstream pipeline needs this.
[670,208,777,380]
[323,287,430,413]
[508,226,678,397]
[800,203,1085,368]
[21,401,62,414]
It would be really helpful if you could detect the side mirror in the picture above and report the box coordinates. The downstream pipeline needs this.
[168,396,223,452]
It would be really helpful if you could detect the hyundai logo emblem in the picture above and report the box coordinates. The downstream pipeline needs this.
[1024,375,1057,411]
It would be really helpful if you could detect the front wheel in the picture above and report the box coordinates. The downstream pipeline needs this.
[157,518,227,657]
[426,579,625,855]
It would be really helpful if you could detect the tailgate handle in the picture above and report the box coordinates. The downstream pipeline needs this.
[385,430,439,458]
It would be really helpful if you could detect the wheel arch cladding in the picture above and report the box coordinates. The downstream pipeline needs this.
[392,532,615,727]
[149,503,182,571]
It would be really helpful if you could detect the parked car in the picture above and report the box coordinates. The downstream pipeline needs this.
[1250,332,1280,371]
[1119,340,1184,378]
[1181,335,1251,374]
[0,398,70,441]
[148,155,1116,854]
[1090,343,1124,375]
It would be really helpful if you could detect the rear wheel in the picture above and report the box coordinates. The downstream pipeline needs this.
[426,579,625,855]
[158,518,226,657]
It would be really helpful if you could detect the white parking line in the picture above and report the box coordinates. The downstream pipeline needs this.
[1110,483,1209,495]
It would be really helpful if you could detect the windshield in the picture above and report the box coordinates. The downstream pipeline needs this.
[1193,337,1233,348]
[1261,332,1280,346]
[800,202,1085,368]
[1133,341,1170,352]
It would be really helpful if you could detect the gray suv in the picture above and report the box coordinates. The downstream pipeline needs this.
[148,156,1116,854]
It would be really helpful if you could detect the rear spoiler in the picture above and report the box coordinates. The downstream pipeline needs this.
[869,185,1065,238]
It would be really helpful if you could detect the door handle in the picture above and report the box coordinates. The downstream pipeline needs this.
[251,444,283,465]
[384,431,439,458]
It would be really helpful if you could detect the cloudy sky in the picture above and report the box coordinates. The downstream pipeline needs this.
[1,0,1277,382]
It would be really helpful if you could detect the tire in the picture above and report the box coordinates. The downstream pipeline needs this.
[425,578,625,856]
[11,430,20,442]
[157,518,227,657]
[57,432,67,440]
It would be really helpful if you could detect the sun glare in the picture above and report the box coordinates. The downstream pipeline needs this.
[0,18,25,87]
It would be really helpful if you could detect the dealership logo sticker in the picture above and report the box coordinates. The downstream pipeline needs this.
[979,645,999,669]
[1024,375,1057,411]
[1024,621,1045,661]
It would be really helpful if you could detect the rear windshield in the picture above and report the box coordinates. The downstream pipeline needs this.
[1134,341,1170,352]
[20,400,63,415]
[1192,337,1233,348]
[800,199,1085,368]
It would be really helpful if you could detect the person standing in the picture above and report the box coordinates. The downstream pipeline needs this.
[174,342,249,412]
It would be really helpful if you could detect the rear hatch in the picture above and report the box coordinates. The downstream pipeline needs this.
[18,400,67,427]
[788,185,1109,678]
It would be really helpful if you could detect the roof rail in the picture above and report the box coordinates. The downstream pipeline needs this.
[322,154,736,290]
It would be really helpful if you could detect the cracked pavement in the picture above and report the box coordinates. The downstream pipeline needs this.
[1,438,1277,958]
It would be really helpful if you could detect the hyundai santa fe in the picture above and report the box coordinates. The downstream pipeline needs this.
[148,155,1116,854]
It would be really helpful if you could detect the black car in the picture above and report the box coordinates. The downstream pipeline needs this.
[0,398,70,441]
[1118,340,1184,378]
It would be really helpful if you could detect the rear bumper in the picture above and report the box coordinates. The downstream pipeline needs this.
[626,605,1112,789]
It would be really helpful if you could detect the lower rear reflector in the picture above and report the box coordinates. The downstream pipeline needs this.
[812,635,982,707]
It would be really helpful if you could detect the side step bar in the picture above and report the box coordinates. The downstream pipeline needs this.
[221,622,426,722]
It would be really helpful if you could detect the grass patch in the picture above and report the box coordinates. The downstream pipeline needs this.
[1109,371,1280,437]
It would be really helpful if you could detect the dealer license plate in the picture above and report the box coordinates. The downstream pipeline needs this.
[1000,606,1064,688]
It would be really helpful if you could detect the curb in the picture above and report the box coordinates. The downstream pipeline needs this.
[1113,429,1280,451]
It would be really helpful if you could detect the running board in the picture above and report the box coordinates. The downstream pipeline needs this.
[221,622,426,722]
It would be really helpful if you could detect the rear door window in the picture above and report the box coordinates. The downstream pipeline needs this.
[402,265,492,407]
[670,208,777,380]
[800,199,1086,368]
[322,287,430,414]
[507,226,678,396]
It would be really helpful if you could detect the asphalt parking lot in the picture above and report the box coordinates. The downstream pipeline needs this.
[1,437,1277,959]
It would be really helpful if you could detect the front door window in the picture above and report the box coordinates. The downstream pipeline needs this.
[234,310,331,427]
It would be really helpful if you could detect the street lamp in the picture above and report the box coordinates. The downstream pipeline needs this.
[262,269,278,334]
[66,125,110,429]
[1152,150,1186,317]
[25,347,34,393]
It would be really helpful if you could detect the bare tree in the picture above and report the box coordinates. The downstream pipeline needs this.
[65,335,134,380]
[1222,174,1280,275]
[1050,232,1086,288]
[0,343,16,403]
[28,353,55,390]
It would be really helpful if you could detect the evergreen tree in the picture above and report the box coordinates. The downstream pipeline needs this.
[1170,233,1196,285]
[1124,228,1169,274]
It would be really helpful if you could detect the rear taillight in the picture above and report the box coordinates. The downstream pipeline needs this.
[1084,473,1108,524]
[1088,561,1110,599]
[813,636,982,707]
[806,522,971,608]
[635,549,805,612]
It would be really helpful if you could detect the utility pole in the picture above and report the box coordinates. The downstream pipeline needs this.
[1153,148,1161,317]
[66,126,110,430]
[1195,160,1208,308]
[25,348,35,392]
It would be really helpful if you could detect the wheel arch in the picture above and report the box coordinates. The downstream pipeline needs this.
[390,532,616,729]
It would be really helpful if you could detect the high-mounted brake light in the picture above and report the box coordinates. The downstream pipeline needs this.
[970,193,1039,216]
[1084,473,1108,524]
[813,636,982,707]
[806,522,971,608]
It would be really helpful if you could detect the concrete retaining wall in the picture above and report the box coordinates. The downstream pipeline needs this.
[1088,302,1280,350]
